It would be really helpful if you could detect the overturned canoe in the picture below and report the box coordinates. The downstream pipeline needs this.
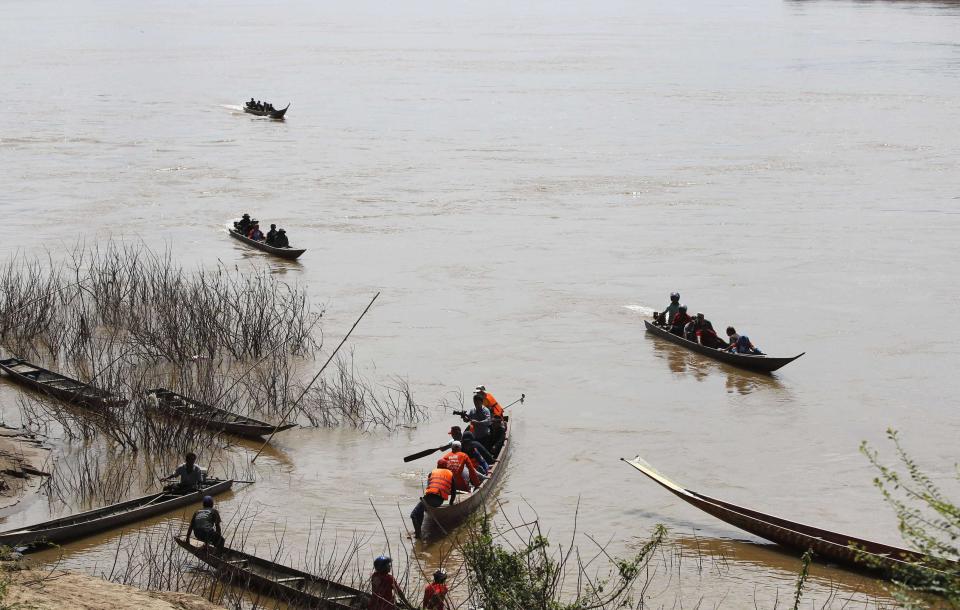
[422,417,511,535]
[622,457,948,577]
[0,357,126,409]
[644,320,803,373]
[0,479,233,549]
[175,537,370,609]
[148,388,296,439]
[228,228,305,260]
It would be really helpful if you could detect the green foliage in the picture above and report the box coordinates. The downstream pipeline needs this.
[460,514,666,610]
[791,549,812,610]
[861,429,960,607]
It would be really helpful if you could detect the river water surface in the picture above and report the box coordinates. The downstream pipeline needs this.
[2,0,960,606]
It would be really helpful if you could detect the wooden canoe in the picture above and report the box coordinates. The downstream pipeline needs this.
[148,388,296,439]
[243,103,289,120]
[622,457,948,576]
[0,357,126,409]
[0,479,233,549]
[228,228,305,260]
[423,417,511,535]
[175,536,369,609]
[644,320,803,373]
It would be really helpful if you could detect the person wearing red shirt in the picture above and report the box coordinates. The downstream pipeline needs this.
[422,569,450,610]
[369,556,412,610]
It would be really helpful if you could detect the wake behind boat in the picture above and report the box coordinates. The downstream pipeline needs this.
[622,457,950,578]
[243,98,289,120]
[0,479,233,550]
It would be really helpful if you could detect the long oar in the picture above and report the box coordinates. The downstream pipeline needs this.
[251,292,380,463]
[402,393,525,463]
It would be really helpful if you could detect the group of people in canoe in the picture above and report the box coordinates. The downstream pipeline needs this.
[235,213,290,248]
[245,98,277,112]
[653,292,764,355]
[408,385,507,540]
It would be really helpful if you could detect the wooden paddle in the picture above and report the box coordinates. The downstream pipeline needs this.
[402,393,525,462]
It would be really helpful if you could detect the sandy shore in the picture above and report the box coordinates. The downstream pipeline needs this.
[0,425,50,512]
[5,569,224,610]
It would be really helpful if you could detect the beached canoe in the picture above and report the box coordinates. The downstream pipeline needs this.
[228,228,305,260]
[644,320,803,373]
[148,388,296,439]
[0,479,233,549]
[622,457,947,577]
[175,536,370,609]
[422,417,511,535]
[243,103,289,120]
[0,357,126,409]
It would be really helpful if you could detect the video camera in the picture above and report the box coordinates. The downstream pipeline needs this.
[452,410,469,418]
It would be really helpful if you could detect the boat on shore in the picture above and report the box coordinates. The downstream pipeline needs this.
[0,358,125,409]
[0,479,233,549]
[228,226,305,260]
[175,536,371,609]
[243,103,289,120]
[148,388,296,439]
[643,320,803,373]
[622,457,946,577]
[422,417,511,535]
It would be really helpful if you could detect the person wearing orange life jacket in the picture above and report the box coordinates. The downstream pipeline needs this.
[473,385,503,418]
[441,440,481,492]
[409,461,455,539]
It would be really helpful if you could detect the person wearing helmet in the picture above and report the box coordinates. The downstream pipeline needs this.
[423,568,450,609]
[660,292,681,327]
[186,495,224,553]
[369,555,413,610]
[409,461,456,538]
[669,304,692,336]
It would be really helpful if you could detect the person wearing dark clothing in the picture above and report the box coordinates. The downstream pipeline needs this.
[247,98,256,108]
[670,305,692,336]
[692,313,725,348]
[236,214,251,235]
[164,452,203,493]
[273,229,289,247]
[266,224,278,245]
[187,495,224,552]
[448,426,494,466]
[487,415,506,458]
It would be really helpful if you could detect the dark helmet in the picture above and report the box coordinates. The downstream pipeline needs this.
[202,495,213,508]
[373,555,392,572]
[270,223,276,229]
[670,292,680,301]
[242,213,250,219]
[679,305,687,312]
[433,568,447,583]
[278,228,286,233]
[462,431,475,441]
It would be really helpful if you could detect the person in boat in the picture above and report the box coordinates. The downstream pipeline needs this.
[186,495,224,553]
[267,102,275,111]
[247,97,256,108]
[265,223,278,245]
[474,385,503,418]
[369,555,413,610]
[441,440,481,492]
[273,228,289,248]
[660,292,681,327]
[670,304,692,336]
[461,393,492,447]
[409,460,455,539]
[726,326,764,355]
[422,569,450,610]
[488,414,506,458]
[247,222,264,241]
[691,313,725,348]
[236,213,251,235]
[448,425,495,471]
[165,452,203,492]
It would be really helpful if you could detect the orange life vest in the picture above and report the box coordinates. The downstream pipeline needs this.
[425,468,453,500]
[481,392,503,418]
[441,450,479,489]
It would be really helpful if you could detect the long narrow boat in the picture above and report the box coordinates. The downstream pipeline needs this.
[175,537,370,609]
[0,479,233,549]
[148,388,296,439]
[422,417,511,535]
[644,320,803,373]
[0,357,126,409]
[622,457,949,576]
[228,227,306,260]
[243,103,290,120]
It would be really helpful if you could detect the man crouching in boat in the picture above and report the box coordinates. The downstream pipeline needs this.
[410,460,455,539]
[187,495,225,553]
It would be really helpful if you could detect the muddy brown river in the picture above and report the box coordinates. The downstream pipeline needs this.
[2,0,959,606]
